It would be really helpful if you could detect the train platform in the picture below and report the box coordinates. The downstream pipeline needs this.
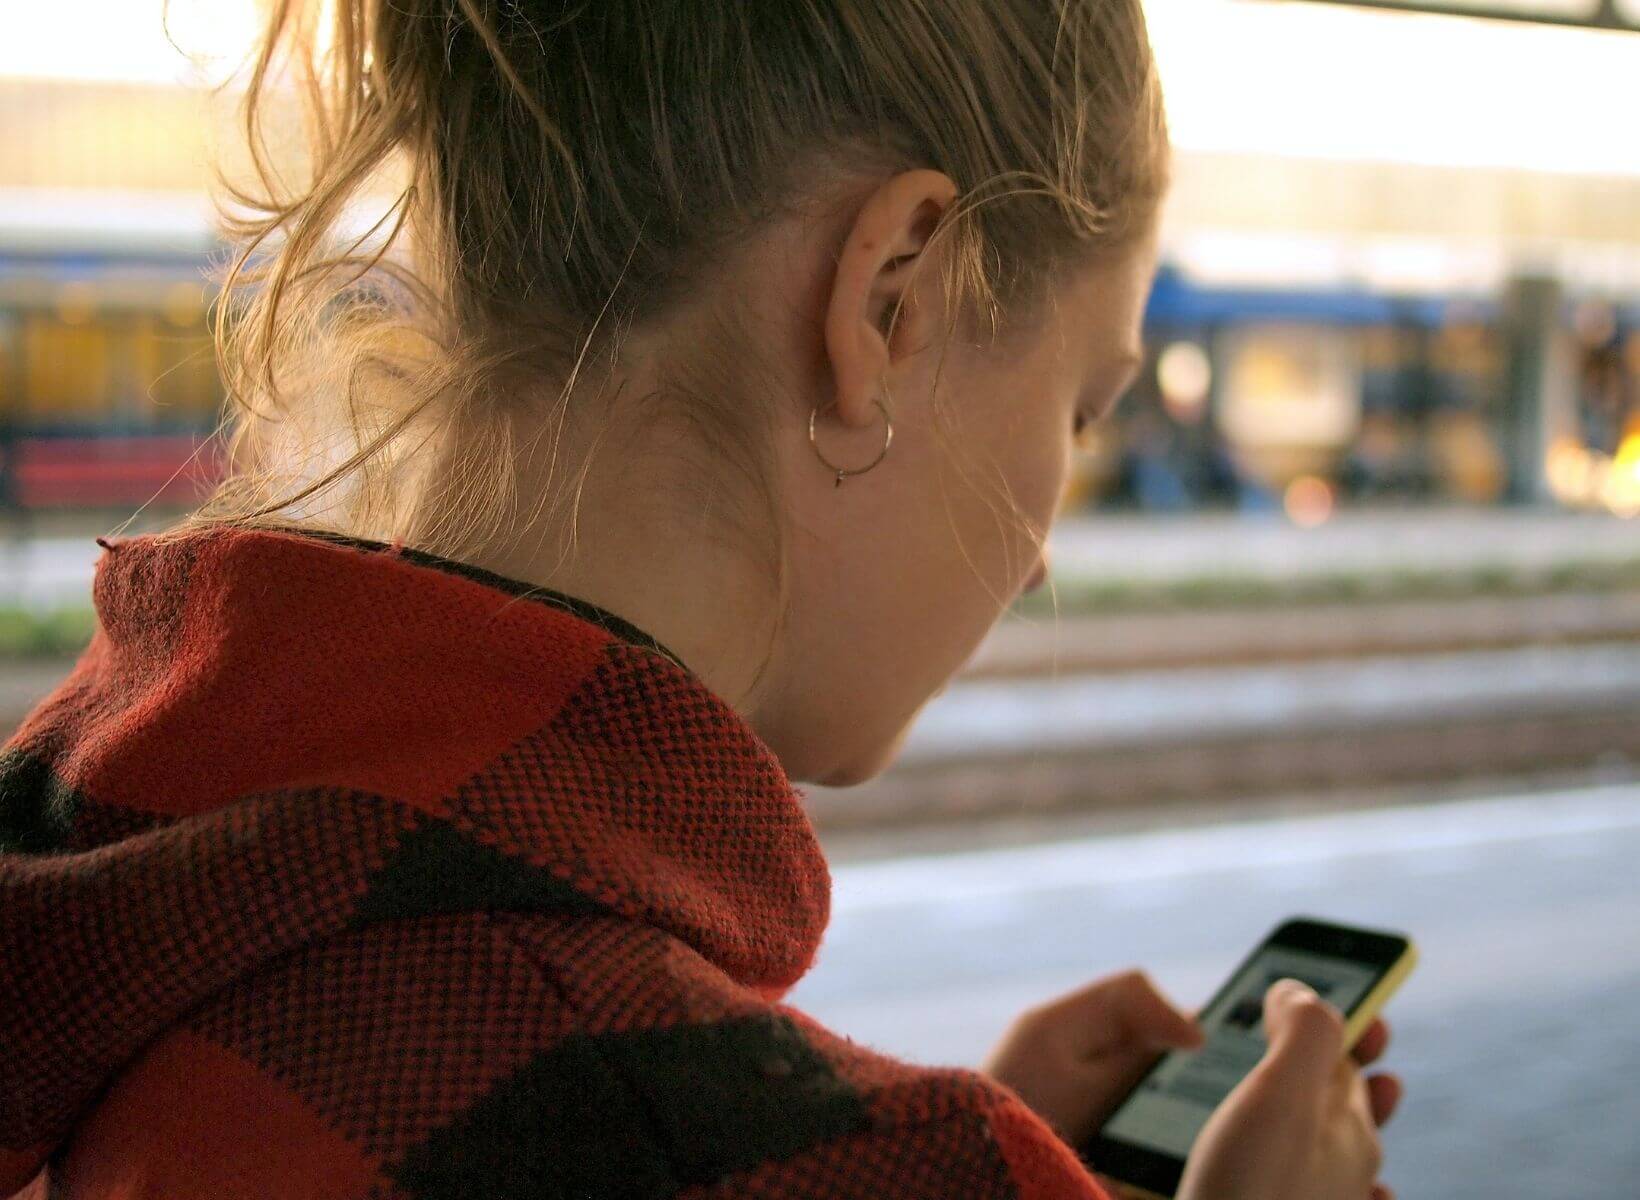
[793,780,1640,1199]
[1035,504,1637,588]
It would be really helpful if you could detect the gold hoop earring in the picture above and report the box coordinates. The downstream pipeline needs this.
[809,390,894,488]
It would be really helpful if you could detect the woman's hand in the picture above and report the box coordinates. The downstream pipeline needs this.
[980,969,1207,1148]
[981,968,1402,1196]
[1176,980,1403,1200]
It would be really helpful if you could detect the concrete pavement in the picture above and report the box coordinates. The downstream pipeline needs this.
[793,781,1640,1200]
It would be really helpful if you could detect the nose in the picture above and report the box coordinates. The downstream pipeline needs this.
[1024,551,1050,594]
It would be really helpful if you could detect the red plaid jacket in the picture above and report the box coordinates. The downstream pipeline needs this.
[0,525,1114,1199]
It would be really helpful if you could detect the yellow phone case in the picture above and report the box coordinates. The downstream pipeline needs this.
[1098,936,1420,1200]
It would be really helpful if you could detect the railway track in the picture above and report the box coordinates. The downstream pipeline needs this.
[804,590,1640,833]
[806,706,1639,834]
[965,590,1640,676]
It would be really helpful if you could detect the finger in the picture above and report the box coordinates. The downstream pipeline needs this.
[1264,982,1347,1089]
[1039,969,1205,1053]
[1333,1051,1370,1119]
[1366,1072,1403,1126]
[1350,1015,1390,1065]
[1108,970,1207,1050]
[1372,1183,1396,1200]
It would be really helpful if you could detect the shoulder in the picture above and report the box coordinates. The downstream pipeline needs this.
[54,911,1110,1199]
[495,914,1112,1198]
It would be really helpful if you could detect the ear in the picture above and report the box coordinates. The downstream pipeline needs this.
[822,169,959,431]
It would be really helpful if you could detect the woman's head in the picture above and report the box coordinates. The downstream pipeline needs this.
[203,0,1170,785]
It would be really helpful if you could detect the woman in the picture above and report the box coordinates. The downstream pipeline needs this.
[0,1,1401,1196]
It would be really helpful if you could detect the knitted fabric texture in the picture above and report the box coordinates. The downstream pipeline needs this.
[0,525,1114,1199]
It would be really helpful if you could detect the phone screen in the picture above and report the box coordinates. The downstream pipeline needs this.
[1097,943,1383,1160]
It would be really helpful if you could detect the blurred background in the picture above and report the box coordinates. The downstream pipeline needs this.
[0,2,1635,1197]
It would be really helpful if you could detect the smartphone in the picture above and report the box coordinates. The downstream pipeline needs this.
[1079,915,1418,1200]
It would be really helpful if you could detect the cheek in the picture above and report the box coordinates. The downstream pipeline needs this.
[1011,410,1074,529]
[941,407,1071,602]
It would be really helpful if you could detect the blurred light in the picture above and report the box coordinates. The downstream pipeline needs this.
[0,189,217,255]
[1546,436,1592,503]
[1605,432,1640,518]
[1146,0,1640,177]
[1357,239,1471,293]
[1219,327,1361,450]
[2,2,1634,180]
[1171,230,1517,295]
[1157,341,1212,424]
[1172,231,1352,290]
[1547,432,1640,516]
[0,0,262,86]
[1284,475,1336,527]
[55,282,97,326]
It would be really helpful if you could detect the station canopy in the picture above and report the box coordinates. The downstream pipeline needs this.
[1299,0,1639,31]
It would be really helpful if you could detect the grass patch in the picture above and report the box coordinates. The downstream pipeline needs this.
[0,607,97,659]
[1012,558,1640,618]
[4,559,1638,657]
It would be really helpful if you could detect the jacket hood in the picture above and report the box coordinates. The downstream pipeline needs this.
[0,525,830,1190]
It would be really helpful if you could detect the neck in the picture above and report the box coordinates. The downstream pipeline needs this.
[464,409,792,762]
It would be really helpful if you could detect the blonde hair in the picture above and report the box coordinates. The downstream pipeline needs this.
[187,0,1169,689]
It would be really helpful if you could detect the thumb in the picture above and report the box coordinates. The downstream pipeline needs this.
[1160,1004,1209,1050]
[1260,978,1344,1091]
[1123,993,1208,1052]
